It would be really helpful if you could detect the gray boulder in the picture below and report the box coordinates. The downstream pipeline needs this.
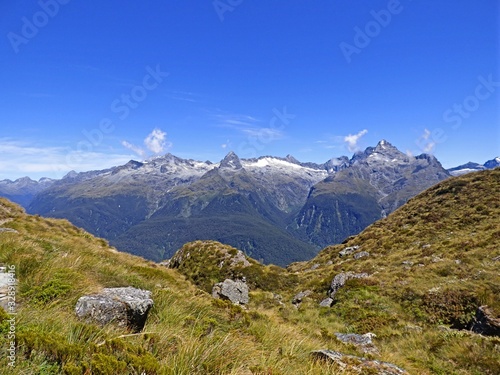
[334,332,378,354]
[212,279,249,305]
[311,350,409,374]
[75,287,153,332]
[329,272,368,299]
[339,245,359,257]
[319,298,334,307]
[354,251,370,260]
[292,290,312,307]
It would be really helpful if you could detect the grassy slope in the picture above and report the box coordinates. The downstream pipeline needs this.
[0,168,498,374]
[0,198,351,374]
[289,168,500,374]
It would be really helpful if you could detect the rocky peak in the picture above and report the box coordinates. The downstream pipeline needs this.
[484,157,500,169]
[351,140,407,165]
[219,151,243,170]
[284,154,301,165]
[324,156,350,173]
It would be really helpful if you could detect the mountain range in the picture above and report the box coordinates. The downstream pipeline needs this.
[1,140,498,265]
[447,157,500,176]
[0,167,498,374]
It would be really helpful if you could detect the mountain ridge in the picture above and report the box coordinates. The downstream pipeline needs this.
[25,141,453,265]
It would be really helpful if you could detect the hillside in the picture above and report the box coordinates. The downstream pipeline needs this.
[292,141,450,248]
[0,168,499,374]
[289,168,500,373]
[27,142,450,266]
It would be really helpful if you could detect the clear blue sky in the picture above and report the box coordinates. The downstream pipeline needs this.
[1,0,499,180]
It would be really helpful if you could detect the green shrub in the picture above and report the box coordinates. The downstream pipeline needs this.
[422,289,478,328]
[90,353,127,375]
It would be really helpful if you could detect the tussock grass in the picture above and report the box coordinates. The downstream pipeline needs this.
[1,169,499,374]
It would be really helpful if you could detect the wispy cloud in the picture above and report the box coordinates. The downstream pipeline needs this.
[214,113,260,129]
[212,112,285,141]
[344,129,368,152]
[0,139,134,180]
[121,140,146,158]
[240,127,284,139]
[166,90,201,103]
[418,128,435,153]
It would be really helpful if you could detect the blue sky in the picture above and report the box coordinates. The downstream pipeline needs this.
[1,0,499,180]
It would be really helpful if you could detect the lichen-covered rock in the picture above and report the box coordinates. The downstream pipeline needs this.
[311,350,409,374]
[75,287,153,332]
[329,272,368,299]
[212,279,249,305]
[334,332,378,354]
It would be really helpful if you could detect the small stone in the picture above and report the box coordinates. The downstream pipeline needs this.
[319,298,334,307]
[339,246,360,257]
[311,350,409,374]
[292,290,312,305]
[353,251,369,260]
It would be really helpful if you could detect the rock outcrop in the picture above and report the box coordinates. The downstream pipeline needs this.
[471,305,500,336]
[311,350,409,374]
[212,279,249,305]
[334,332,378,354]
[339,245,359,257]
[75,287,153,332]
[354,251,370,260]
[329,272,369,299]
[292,290,312,307]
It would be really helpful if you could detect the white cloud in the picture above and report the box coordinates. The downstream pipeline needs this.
[420,128,435,153]
[344,129,368,152]
[121,140,146,158]
[144,128,172,154]
[120,128,173,159]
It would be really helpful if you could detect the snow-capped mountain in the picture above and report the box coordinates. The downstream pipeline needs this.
[292,140,450,248]
[25,141,452,265]
[447,157,500,176]
[0,177,55,207]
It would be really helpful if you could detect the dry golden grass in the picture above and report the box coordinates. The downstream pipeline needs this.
[0,169,499,374]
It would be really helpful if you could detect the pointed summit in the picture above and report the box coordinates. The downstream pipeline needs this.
[219,151,243,169]
[284,154,300,165]
[484,157,500,169]
[351,140,407,165]
[375,139,397,151]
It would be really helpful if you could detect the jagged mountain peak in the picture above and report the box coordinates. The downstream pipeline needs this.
[284,154,300,165]
[484,156,500,169]
[63,170,79,179]
[219,151,243,169]
[351,139,407,165]
[375,139,398,151]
